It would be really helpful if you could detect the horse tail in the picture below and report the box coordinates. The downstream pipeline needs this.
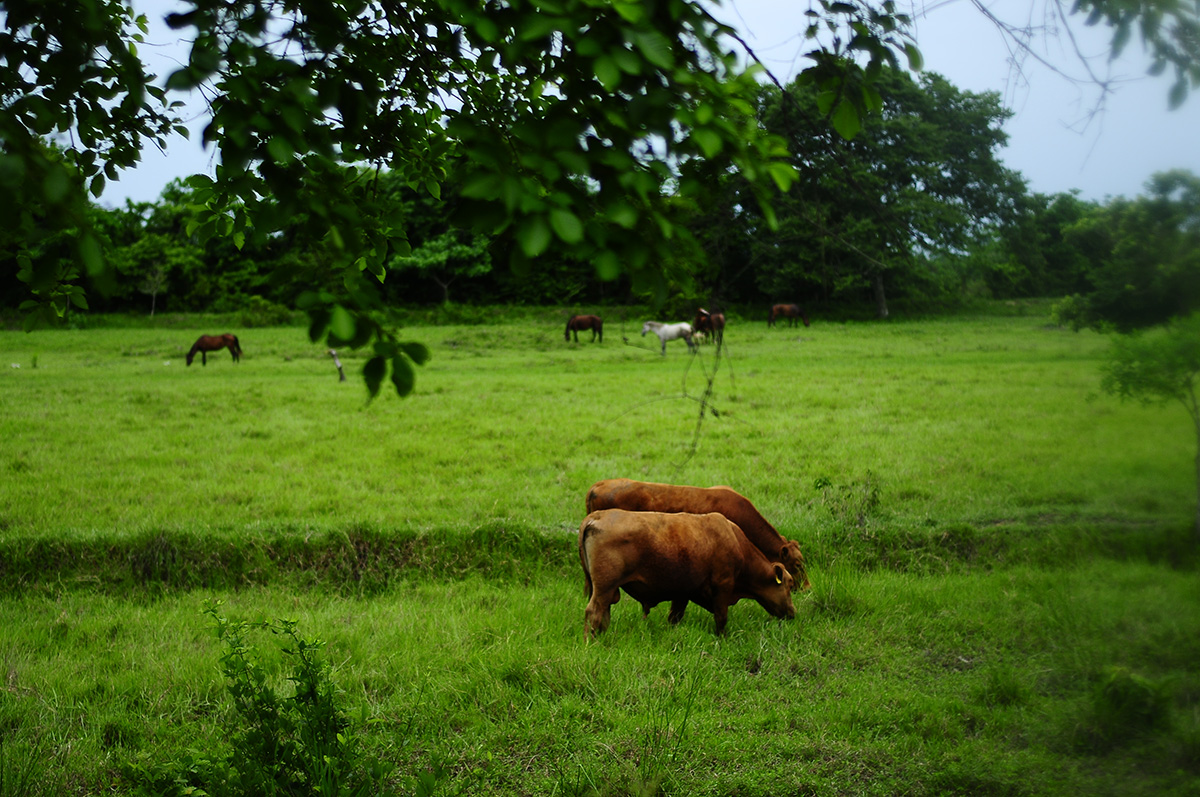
[565,318,572,341]
[596,318,602,343]
[232,335,242,356]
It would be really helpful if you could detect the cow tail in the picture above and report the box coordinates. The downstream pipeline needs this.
[579,516,598,598]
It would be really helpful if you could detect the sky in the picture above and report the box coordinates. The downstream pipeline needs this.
[101,0,1200,207]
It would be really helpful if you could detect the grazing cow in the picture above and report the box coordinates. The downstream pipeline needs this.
[578,509,796,637]
[768,304,809,328]
[693,308,726,345]
[585,478,810,591]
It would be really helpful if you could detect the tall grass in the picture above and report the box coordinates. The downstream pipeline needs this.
[1,307,1198,795]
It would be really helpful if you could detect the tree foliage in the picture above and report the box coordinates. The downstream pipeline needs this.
[1053,169,1200,331]
[734,68,1022,316]
[1102,313,1200,535]
[4,0,1198,393]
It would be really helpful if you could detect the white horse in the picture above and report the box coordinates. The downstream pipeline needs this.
[641,321,696,355]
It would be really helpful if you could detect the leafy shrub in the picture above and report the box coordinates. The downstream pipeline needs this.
[240,296,296,328]
[129,603,395,796]
[813,472,881,530]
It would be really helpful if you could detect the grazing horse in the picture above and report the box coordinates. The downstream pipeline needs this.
[565,315,603,343]
[768,304,810,328]
[641,321,695,355]
[187,334,243,366]
[694,308,726,345]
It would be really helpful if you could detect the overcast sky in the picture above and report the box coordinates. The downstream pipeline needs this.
[102,0,1200,207]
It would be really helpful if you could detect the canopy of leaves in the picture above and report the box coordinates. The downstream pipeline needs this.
[4,0,1197,394]
[1054,170,1200,332]
[715,68,1021,315]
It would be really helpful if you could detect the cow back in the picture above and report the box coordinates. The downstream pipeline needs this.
[586,479,810,590]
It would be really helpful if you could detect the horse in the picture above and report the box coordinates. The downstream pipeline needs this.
[694,308,726,344]
[768,304,810,328]
[565,315,603,343]
[641,321,695,355]
[187,333,243,366]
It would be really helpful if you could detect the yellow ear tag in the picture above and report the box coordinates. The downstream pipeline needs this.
[775,574,782,584]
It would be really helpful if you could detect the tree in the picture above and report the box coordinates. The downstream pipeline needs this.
[1054,170,1200,332]
[0,0,920,394]
[1,0,180,326]
[748,68,1022,316]
[1102,314,1200,536]
[4,0,1196,393]
[977,190,1099,299]
[392,231,492,305]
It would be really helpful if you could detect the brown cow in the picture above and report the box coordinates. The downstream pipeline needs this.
[585,478,811,591]
[578,509,796,637]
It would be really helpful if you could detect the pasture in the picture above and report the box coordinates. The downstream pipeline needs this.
[1,305,1198,796]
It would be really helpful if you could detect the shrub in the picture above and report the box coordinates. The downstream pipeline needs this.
[128,603,396,796]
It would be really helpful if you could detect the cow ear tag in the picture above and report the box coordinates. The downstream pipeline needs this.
[775,574,782,584]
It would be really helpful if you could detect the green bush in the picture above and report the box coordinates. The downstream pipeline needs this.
[128,604,397,796]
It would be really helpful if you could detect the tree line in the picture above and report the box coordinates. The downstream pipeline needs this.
[4,68,1195,325]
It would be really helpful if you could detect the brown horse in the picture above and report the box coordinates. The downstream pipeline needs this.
[187,334,243,366]
[768,304,810,328]
[565,315,603,343]
[694,308,725,344]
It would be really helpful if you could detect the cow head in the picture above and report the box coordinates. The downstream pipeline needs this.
[780,541,811,592]
[757,563,797,621]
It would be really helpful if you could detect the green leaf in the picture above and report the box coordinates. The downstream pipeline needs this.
[768,162,796,192]
[612,47,642,75]
[77,234,105,276]
[595,251,621,281]
[607,201,638,229]
[612,0,645,23]
[549,208,584,243]
[516,215,552,257]
[400,341,431,366]
[690,128,723,158]
[904,43,923,71]
[631,30,675,70]
[330,305,356,342]
[267,136,294,163]
[390,355,416,397]
[1168,79,1187,110]
[363,356,386,399]
[830,99,862,140]
[594,55,621,91]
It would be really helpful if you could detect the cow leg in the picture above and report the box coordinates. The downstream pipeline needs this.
[667,600,688,625]
[584,588,618,638]
[712,602,730,635]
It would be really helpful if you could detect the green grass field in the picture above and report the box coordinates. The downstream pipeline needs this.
[1,305,1197,795]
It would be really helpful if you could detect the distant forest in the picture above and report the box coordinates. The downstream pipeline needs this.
[5,69,1197,325]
